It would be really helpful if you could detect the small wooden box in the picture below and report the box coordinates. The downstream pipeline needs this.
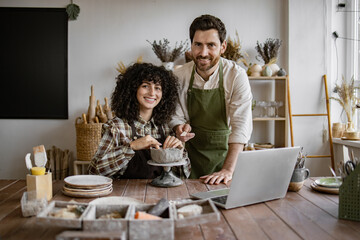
[172,199,220,228]
[129,204,174,240]
[26,172,53,201]
[37,201,89,229]
[83,204,131,232]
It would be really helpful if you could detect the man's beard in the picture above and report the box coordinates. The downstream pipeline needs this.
[194,55,220,72]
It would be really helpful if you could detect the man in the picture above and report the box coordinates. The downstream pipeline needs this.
[169,14,253,185]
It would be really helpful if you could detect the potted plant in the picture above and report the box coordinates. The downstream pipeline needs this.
[255,38,282,76]
[147,38,188,70]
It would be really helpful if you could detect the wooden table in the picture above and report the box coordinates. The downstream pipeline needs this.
[0,178,359,240]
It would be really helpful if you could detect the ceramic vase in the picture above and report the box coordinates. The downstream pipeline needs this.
[161,62,174,71]
[268,63,280,76]
[262,66,272,77]
[249,64,262,77]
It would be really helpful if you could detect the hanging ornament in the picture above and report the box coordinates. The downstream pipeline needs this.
[66,0,80,21]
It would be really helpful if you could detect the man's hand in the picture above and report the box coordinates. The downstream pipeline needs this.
[175,124,195,142]
[162,136,183,149]
[199,169,233,185]
[130,135,161,150]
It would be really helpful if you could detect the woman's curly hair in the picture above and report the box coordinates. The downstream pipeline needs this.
[111,62,179,125]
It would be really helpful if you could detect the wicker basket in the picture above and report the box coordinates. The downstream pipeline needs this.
[75,117,103,161]
[339,164,360,221]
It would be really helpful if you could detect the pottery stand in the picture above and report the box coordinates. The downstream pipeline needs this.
[147,160,186,187]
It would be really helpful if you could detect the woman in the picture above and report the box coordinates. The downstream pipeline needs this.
[89,63,190,179]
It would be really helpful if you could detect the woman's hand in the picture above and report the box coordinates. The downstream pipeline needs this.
[130,135,162,150]
[163,136,183,149]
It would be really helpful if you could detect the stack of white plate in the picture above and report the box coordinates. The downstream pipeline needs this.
[63,175,113,198]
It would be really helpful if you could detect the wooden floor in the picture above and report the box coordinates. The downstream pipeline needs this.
[0,178,359,239]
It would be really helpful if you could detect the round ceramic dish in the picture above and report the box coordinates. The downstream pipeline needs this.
[314,177,342,188]
[63,184,112,193]
[64,175,112,188]
[62,187,113,198]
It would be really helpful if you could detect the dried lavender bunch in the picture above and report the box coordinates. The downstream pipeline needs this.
[147,39,189,62]
[255,38,282,64]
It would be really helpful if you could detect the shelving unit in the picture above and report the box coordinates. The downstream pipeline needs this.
[248,76,289,148]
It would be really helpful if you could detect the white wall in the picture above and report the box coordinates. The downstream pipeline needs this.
[0,0,343,179]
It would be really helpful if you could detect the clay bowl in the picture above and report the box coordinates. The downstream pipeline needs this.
[150,148,183,164]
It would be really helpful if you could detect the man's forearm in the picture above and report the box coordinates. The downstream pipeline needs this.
[222,143,245,173]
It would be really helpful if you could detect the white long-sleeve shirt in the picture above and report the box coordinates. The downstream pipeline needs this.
[169,58,253,144]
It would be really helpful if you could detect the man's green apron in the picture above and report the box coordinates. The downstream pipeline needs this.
[186,60,231,178]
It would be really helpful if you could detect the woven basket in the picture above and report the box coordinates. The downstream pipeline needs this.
[75,117,103,161]
[339,164,360,221]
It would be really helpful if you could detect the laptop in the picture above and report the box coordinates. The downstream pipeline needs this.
[191,147,300,209]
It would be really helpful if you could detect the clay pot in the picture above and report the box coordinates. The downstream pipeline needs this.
[262,66,272,76]
[249,64,262,77]
[268,63,280,76]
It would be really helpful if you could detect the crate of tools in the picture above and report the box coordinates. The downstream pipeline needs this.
[339,161,360,221]
[75,85,114,161]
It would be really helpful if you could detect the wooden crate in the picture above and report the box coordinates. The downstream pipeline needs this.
[83,204,131,232]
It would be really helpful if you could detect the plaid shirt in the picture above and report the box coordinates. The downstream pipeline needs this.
[88,116,191,178]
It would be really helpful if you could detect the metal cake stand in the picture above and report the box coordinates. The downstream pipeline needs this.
[147,159,186,187]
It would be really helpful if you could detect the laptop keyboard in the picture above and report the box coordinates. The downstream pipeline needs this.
[211,195,228,204]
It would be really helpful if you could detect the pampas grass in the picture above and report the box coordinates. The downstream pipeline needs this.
[331,76,359,123]
[116,56,143,75]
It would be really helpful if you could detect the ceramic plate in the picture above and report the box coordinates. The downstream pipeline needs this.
[315,177,342,188]
[64,175,112,188]
[89,196,144,205]
[63,184,112,193]
[62,187,113,198]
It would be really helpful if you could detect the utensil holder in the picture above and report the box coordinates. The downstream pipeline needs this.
[26,172,52,201]
[75,117,102,161]
[339,165,360,221]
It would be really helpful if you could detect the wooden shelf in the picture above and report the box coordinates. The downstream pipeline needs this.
[249,75,289,147]
[249,76,287,80]
[253,117,286,121]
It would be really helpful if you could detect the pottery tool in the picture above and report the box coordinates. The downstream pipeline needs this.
[82,113,87,124]
[96,100,108,123]
[31,167,46,175]
[87,85,96,123]
[33,145,47,168]
[25,153,33,172]
[104,97,113,120]
[180,131,187,137]
[147,198,169,216]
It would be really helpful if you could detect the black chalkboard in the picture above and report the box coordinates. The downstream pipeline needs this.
[0,8,68,119]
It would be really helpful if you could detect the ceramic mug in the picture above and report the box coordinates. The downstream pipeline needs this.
[290,168,310,182]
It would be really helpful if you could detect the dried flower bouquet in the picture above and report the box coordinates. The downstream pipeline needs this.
[147,38,188,63]
[331,76,359,124]
[255,38,282,64]
[221,31,248,66]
